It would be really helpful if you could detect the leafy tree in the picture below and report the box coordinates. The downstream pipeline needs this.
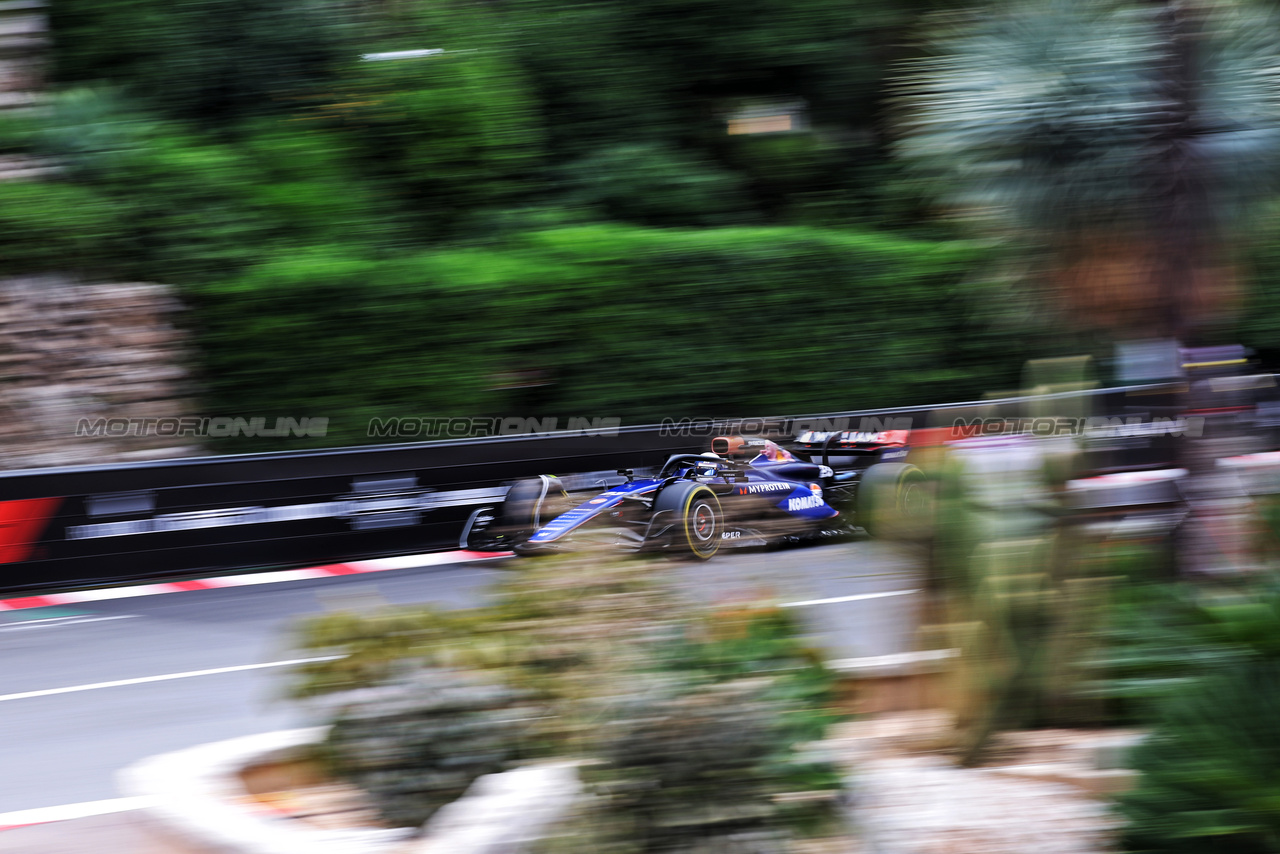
[561,142,753,226]
[52,0,353,128]
[896,0,1280,341]
[506,0,949,225]
[320,46,547,241]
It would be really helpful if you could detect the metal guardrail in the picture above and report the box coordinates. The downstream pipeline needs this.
[0,383,1186,593]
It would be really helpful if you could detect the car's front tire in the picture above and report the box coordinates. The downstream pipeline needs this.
[653,482,723,560]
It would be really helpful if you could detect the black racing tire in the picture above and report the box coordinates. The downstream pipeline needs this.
[858,463,931,541]
[653,482,723,560]
[490,475,567,549]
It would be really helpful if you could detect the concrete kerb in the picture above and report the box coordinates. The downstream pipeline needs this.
[829,649,958,715]
[118,728,583,854]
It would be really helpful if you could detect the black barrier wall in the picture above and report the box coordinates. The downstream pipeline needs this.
[0,384,1190,592]
[0,426,716,591]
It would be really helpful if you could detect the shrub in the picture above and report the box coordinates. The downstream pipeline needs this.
[575,674,832,854]
[562,142,753,227]
[1076,577,1280,726]
[291,556,848,844]
[0,180,126,275]
[320,668,541,828]
[188,224,1037,450]
[1118,659,1280,854]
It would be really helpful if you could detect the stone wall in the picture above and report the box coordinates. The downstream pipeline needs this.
[0,276,205,470]
[0,0,44,104]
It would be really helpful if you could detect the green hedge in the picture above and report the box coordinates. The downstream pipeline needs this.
[0,181,127,275]
[188,224,1049,450]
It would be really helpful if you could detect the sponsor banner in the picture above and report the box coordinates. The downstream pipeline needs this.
[66,487,510,541]
[786,494,825,511]
[735,482,793,495]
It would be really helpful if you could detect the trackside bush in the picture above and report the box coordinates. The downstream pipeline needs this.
[189,224,1039,450]
[1119,660,1280,854]
[319,668,541,829]
[0,181,126,275]
[290,557,848,845]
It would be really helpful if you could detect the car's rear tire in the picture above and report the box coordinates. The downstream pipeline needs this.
[653,482,723,560]
[470,475,566,551]
[858,463,931,540]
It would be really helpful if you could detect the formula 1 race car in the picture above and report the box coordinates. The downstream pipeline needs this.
[463,432,928,560]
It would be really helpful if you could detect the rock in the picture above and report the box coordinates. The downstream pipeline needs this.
[411,762,583,854]
[0,276,204,470]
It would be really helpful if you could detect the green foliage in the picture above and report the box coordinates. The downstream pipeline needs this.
[32,92,294,280]
[562,143,752,227]
[187,224,1048,451]
[1083,576,1280,850]
[898,0,1167,234]
[1119,660,1280,854]
[652,605,842,745]
[321,668,540,828]
[290,556,848,842]
[0,111,41,155]
[1079,577,1280,725]
[1232,203,1280,359]
[238,122,391,250]
[325,42,546,240]
[574,675,835,853]
[25,0,1192,439]
[40,3,547,274]
[722,132,850,224]
[37,88,160,179]
[291,557,702,716]
[0,180,126,275]
[31,91,405,281]
[896,0,1280,235]
[50,0,175,92]
[52,0,353,126]
[497,0,942,224]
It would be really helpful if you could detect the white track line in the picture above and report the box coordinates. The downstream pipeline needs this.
[779,589,920,608]
[0,655,341,703]
[0,615,138,632]
[0,796,156,829]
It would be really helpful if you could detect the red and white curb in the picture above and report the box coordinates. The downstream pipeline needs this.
[0,550,511,613]
[0,796,156,831]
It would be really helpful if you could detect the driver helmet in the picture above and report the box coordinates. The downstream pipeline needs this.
[695,452,720,477]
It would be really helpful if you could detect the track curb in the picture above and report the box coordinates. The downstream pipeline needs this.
[0,550,511,612]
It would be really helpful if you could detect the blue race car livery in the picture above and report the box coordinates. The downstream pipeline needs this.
[464,433,927,560]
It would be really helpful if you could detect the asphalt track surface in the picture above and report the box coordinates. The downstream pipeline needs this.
[0,539,924,817]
